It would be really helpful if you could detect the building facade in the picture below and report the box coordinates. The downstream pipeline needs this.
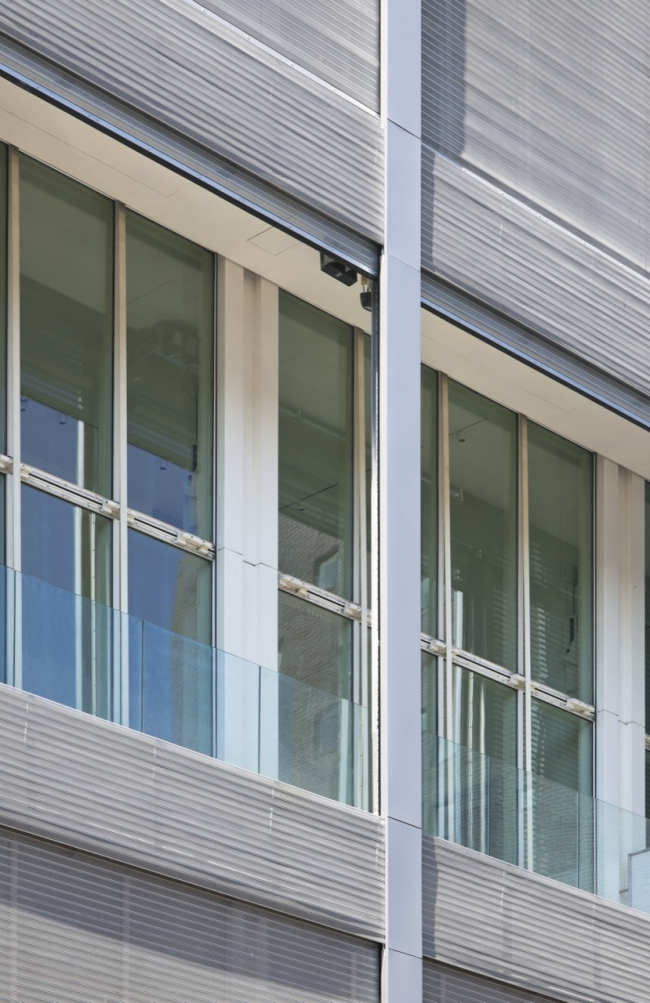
[0,1,647,1001]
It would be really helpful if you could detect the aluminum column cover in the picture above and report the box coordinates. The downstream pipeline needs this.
[0,686,385,941]
[198,0,379,110]
[0,828,380,1003]
[423,835,650,1003]
[0,0,383,252]
[422,151,650,407]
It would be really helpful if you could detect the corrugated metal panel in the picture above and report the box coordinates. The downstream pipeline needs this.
[424,962,556,1003]
[422,0,650,275]
[199,0,379,110]
[423,835,650,1003]
[422,151,650,414]
[0,685,385,941]
[0,0,382,266]
[0,828,380,1003]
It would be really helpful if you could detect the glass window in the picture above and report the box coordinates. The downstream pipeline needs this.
[645,481,650,736]
[126,212,214,539]
[20,157,113,495]
[452,665,517,765]
[421,366,438,636]
[528,423,593,701]
[21,485,112,714]
[448,381,517,669]
[531,698,592,796]
[278,590,353,700]
[0,144,7,454]
[279,292,354,599]
[128,529,211,645]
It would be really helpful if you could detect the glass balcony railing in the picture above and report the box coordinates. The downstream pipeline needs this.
[423,732,650,914]
[0,567,371,811]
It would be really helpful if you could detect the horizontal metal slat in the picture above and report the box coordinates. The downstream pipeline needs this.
[0,684,385,941]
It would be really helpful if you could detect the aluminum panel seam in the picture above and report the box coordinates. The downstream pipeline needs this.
[0,685,385,942]
[0,828,381,1003]
[184,0,380,111]
[0,25,380,274]
[423,835,650,1003]
[421,151,650,415]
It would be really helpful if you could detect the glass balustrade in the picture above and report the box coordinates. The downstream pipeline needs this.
[0,566,370,810]
[423,731,650,914]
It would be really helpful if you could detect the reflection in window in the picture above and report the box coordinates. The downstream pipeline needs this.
[126,212,213,538]
[21,485,112,715]
[421,366,438,636]
[279,292,354,599]
[448,381,517,669]
[20,157,113,495]
[128,529,211,645]
[278,589,353,700]
[528,423,593,701]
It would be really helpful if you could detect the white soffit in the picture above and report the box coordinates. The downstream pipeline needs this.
[0,76,371,334]
[422,308,650,480]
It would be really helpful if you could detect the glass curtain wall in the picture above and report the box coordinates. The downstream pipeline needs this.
[646,482,650,820]
[278,291,370,807]
[0,153,216,751]
[421,366,595,877]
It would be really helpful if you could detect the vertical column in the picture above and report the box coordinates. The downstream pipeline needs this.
[379,0,422,1000]
[216,258,279,773]
[596,457,646,900]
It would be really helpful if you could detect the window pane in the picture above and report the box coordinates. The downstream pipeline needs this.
[126,212,213,538]
[21,485,112,714]
[20,157,113,495]
[128,530,211,644]
[452,665,517,764]
[279,292,354,599]
[448,381,517,669]
[421,365,438,636]
[645,481,650,734]
[528,423,593,701]
[278,590,352,700]
[0,144,6,454]
[531,699,593,889]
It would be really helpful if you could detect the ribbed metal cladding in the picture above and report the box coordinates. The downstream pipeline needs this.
[424,962,556,1003]
[0,0,383,251]
[199,0,379,110]
[0,828,380,1003]
[0,686,385,941]
[422,0,650,274]
[421,150,650,409]
[423,835,650,1003]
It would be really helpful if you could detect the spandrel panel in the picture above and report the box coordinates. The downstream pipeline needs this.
[21,485,112,715]
[448,381,517,669]
[528,422,593,702]
[278,590,353,701]
[421,365,438,637]
[128,529,211,645]
[279,291,354,599]
[126,212,213,539]
[20,156,113,495]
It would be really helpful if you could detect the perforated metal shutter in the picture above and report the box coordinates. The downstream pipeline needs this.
[424,962,554,1003]
[423,835,650,1003]
[0,0,382,271]
[198,0,379,110]
[0,829,381,1003]
[421,0,650,407]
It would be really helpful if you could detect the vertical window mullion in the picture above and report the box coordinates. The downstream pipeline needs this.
[114,202,128,725]
[6,147,20,692]
[439,373,453,743]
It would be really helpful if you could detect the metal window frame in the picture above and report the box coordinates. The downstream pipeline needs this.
[2,145,218,710]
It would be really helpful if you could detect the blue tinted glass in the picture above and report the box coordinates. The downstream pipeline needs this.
[128,529,211,644]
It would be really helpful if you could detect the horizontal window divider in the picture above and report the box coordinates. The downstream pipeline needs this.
[278,573,371,624]
[531,680,595,720]
[451,650,515,686]
[126,509,215,559]
[420,633,445,656]
[20,464,120,518]
[0,453,13,474]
